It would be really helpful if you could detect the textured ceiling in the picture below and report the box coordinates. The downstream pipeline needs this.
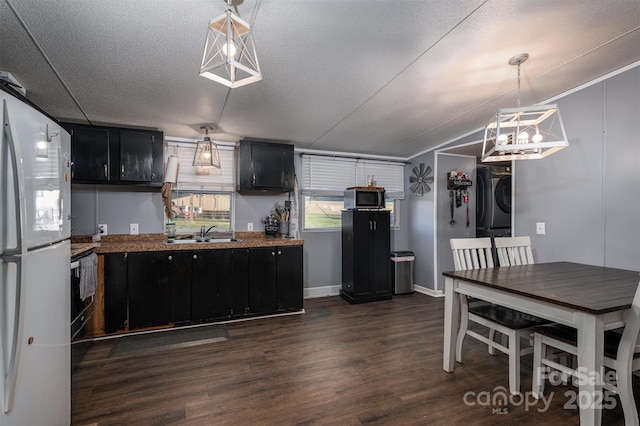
[1,0,639,158]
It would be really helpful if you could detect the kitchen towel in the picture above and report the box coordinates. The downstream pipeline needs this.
[79,252,98,301]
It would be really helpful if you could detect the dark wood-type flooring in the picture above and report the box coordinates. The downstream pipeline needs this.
[72,293,635,425]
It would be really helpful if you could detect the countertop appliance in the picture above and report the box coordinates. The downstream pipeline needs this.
[344,186,385,210]
[1,85,71,425]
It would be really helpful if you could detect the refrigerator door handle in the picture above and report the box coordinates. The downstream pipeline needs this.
[0,256,23,413]
[1,100,26,256]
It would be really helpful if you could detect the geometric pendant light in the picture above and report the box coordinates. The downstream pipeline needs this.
[481,53,569,162]
[198,0,262,88]
[193,126,221,168]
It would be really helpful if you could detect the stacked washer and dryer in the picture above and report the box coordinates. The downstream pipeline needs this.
[476,165,512,265]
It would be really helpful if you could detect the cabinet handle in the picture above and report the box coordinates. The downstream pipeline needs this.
[369,220,373,231]
[271,251,276,256]
[121,164,125,176]
[151,173,155,180]
[168,255,172,261]
[277,250,282,255]
[103,164,108,177]
[373,220,377,231]
[193,254,197,259]
[252,173,256,184]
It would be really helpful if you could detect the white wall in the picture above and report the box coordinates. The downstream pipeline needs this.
[515,66,640,270]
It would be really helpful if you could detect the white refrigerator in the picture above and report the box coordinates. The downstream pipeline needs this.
[0,87,71,425]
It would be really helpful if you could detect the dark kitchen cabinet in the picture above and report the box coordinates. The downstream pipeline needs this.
[341,210,391,304]
[171,252,193,325]
[119,129,163,184]
[103,253,128,333]
[276,246,303,312]
[192,249,249,321]
[248,246,303,314]
[237,139,294,193]
[248,248,278,314]
[229,249,250,317]
[70,126,111,182]
[128,252,173,329]
[63,122,163,186]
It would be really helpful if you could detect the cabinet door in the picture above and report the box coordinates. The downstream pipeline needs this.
[128,252,173,329]
[251,142,284,189]
[71,126,110,181]
[171,252,193,324]
[192,250,232,321]
[352,211,373,298]
[119,130,158,183]
[248,247,277,314]
[103,253,128,333]
[370,211,391,297]
[276,246,303,311]
[229,249,249,317]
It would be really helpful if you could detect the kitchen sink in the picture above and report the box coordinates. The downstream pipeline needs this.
[166,238,240,244]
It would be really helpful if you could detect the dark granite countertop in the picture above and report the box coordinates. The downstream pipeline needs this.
[71,232,303,254]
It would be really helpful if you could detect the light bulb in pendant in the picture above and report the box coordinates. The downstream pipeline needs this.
[518,131,529,143]
[222,40,236,57]
[204,151,211,159]
[532,133,543,143]
[497,134,509,145]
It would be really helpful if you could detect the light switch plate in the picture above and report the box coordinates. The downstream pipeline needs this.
[247,222,254,231]
[130,223,139,235]
[98,224,107,235]
[536,222,546,235]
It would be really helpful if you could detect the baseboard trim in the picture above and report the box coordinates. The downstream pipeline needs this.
[304,284,444,299]
[305,285,341,299]
[414,284,444,298]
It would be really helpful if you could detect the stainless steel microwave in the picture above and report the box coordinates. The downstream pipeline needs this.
[344,187,385,210]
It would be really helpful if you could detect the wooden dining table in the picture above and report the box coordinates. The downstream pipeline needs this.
[442,261,640,426]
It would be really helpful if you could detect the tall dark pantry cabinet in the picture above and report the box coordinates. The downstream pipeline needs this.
[341,210,391,303]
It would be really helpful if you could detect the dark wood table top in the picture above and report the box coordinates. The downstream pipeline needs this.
[443,261,640,315]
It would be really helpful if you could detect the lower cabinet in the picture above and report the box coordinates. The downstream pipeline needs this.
[128,252,174,329]
[102,245,302,333]
[192,249,250,322]
[248,246,303,314]
[103,253,128,333]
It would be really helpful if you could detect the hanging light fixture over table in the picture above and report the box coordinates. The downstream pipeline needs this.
[193,126,221,168]
[481,53,569,162]
[199,0,262,88]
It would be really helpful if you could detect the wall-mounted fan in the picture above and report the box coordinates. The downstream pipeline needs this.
[410,163,433,196]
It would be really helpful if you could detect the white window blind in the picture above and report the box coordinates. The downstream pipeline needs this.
[301,155,405,199]
[166,141,235,191]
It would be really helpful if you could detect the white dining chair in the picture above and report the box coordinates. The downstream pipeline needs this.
[494,236,535,266]
[531,279,640,425]
[451,237,548,394]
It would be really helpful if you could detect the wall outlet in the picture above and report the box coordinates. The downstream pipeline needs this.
[536,222,546,235]
[130,223,139,235]
[98,224,108,236]
[247,222,254,231]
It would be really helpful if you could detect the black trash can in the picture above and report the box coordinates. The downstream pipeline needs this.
[390,251,415,295]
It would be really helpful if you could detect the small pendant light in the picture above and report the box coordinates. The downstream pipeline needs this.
[193,126,221,168]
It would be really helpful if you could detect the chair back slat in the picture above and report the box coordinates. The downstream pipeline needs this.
[495,236,535,266]
[450,238,494,271]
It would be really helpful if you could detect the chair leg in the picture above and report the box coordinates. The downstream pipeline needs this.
[616,365,639,426]
[456,294,470,363]
[508,330,520,395]
[488,329,497,355]
[532,333,544,399]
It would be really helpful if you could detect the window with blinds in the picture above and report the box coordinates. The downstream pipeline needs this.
[165,141,236,233]
[300,154,405,230]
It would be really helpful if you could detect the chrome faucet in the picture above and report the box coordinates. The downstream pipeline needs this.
[200,225,217,238]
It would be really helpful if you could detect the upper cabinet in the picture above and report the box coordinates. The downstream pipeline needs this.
[237,139,294,194]
[62,123,163,186]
